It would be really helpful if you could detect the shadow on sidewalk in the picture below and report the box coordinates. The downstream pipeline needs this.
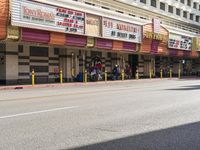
[166,85,200,91]
[65,121,200,150]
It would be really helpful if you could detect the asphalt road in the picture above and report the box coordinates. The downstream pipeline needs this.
[1,79,200,150]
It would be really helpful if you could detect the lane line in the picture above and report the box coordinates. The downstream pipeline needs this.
[0,106,79,119]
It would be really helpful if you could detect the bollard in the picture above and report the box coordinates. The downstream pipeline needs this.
[136,69,139,80]
[60,69,63,84]
[170,68,172,79]
[160,69,163,79]
[105,70,107,82]
[32,69,35,86]
[178,68,181,79]
[84,70,87,83]
[122,69,125,81]
[71,68,75,77]
[149,69,152,79]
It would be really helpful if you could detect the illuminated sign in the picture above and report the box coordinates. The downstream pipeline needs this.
[192,37,200,51]
[85,14,101,37]
[145,31,168,41]
[102,18,141,43]
[11,0,85,34]
[168,34,192,51]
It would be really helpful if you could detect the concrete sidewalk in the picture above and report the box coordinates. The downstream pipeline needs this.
[0,78,178,91]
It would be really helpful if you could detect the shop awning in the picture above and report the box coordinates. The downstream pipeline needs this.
[21,28,50,44]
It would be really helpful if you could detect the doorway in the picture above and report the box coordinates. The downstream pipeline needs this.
[128,54,138,78]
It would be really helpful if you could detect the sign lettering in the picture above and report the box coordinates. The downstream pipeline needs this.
[103,18,141,43]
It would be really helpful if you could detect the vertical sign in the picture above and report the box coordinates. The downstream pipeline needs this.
[153,18,160,34]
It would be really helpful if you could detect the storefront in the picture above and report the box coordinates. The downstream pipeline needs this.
[0,0,143,85]
[1,0,199,85]
[167,33,199,76]
[141,19,169,78]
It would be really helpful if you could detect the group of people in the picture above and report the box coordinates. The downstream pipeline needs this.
[75,63,132,82]
[88,62,103,81]
[76,55,133,82]
[113,64,132,80]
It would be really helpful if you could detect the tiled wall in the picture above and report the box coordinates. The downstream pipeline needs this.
[0,43,6,84]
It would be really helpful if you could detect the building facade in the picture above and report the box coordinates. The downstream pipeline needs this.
[0,0,200,85]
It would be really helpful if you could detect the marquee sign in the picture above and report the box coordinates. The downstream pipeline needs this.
[168,34,192,51]
[102,18,141,43]
[11,0,85,34]
[85,14,101,37]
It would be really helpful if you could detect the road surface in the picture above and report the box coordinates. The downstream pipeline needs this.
[1,79,200,150]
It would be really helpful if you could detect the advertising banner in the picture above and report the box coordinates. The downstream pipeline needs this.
[11,0,85,35]
[85,14,101,37]
[102,17,141,43]
[168,33,192,51]
[192,37,200,51]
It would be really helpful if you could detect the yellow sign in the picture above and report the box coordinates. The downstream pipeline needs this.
[192,37,200,51]
[7,26,20,40]
[145,31,168,41]
[87,37,95,48]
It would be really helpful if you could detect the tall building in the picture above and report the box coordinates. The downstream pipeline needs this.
[0,0,199,85]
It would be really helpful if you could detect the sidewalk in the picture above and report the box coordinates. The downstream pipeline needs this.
[0,78,178,91]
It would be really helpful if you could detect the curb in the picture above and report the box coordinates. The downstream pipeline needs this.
[0,78,177,91]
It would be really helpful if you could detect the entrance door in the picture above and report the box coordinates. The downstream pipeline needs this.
[30,46,49,83]
[128,54,138,78]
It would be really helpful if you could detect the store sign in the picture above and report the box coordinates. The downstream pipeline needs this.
[85,14,101,37]
[168,34,192,51]
[7,26,20,40]
[145,31,168,41]
[87,37,95,47]
[192,37,200,51]
[102,18,141,43]
[11,0,85,34]
[153,18,160,34]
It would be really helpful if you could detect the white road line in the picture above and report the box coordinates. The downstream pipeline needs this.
[0,106,79,119]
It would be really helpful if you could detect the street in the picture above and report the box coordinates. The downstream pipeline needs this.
[1,79,200,150]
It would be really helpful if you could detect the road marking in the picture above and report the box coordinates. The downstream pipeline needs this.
[0,106,79,119]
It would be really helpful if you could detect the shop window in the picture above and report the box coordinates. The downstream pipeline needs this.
[30,66,49,73]
[151,0,157,7]
[91,51,102,58]
[160,2,165,11]
[79,50,82,56]
[0,43,6,51]
[168,5,173,13]
[54,48,59,55]
[30,46,48,57]
[176,8,181,16]
[107,52,111,58]
[18,45,23,53]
